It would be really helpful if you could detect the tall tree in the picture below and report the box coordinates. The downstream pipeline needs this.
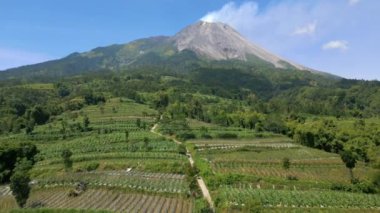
[61,149,73,171]
[10,159,33,208]
[340,150,357,181]
[83,115,90,131]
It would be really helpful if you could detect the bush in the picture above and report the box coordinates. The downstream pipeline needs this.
[331,183,351,192]
[178,144,187,155]
[84,162,99,171]
[61,149,73,171]
[84,93,105,105]
[354,180,377,194]
[200,133,213,139]
[286,175,298,181]
[177,132,196,141]
[282,157,291,170]
[217,133,238,139]
[331,180,377,194]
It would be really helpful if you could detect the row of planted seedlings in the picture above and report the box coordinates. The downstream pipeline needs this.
[34,172,190,194]
[212,162,348,178]
[24,131,93,141]
[211,159,345,169]
[38,151,187,166]
[88,170,186,180]
[91,118,156,131]
[216,186,380,209]
[38,137,178,159]
[194,144,299,152]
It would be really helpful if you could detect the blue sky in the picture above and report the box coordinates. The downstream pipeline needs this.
[0,0,378,80]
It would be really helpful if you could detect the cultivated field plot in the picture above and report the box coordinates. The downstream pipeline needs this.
[0,185,11,196]
[36,135,177,159]
[213,162,370,183]
[23,98,158,141]
[192,138,374,183]
[0,98,199,212]
[81,98,157,121]
[189,135,380,211]
[34,170,189,194]
[187,119,281,139]
[217,187,380,209]
[1,188,193,213]
[32,158,188,178]
[201,147,338,161]
[191,137,298,151]
[0,195,18,211]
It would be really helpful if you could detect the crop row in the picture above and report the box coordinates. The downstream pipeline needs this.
[27,188,193,213]
[37,152,187,166]
[36,173,187,192]
[212,160,343,168]
[34,171,189,194]
[39,139,178,158]
[217,187,380,209]
[195,143,299,151]
[87,170,186,180]
[213,164,358,183]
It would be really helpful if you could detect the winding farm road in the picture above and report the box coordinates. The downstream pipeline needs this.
[150,123,215,210]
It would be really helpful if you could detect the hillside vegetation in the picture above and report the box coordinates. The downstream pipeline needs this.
[0,64,379,212]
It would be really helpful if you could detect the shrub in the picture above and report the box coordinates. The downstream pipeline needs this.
[85,162,99,171]
[178,144,187,155]
[61,149,73,171]
[177,132,196,141]
[217,133,238,139]
[282,157,291,170]
[286,175,298,181]
[330,180,377,194]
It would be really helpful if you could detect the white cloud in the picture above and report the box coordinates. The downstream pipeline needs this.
[348,0,360,6]
[201,2,258,32]
[0,48,53,70]
[198,1,380,79]
[293,21,317,36]
[322,40,349,51]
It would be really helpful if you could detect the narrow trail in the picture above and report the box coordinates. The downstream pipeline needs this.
[150,122,215,210]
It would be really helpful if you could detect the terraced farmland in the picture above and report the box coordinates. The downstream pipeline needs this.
[24,188,193,213]
[0,98,200,212]
[188,132,380,212]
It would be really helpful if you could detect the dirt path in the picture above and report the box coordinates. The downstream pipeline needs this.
[150,123,214,210]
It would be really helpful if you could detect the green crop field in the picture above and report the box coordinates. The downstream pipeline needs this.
[187,125,380,212]
[0,98,195,213]
[2,188,193,213]
[216,187,380,209]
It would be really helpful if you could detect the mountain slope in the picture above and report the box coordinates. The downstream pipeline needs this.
[172,21,306,70]
[0,21,333,80]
